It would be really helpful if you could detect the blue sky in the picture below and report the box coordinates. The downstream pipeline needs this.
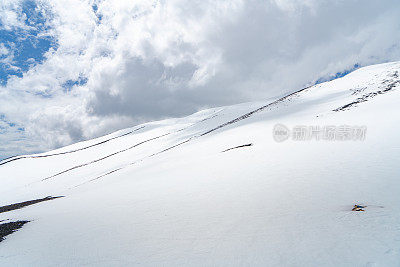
[0,0,56,85]
[0,0,399,160]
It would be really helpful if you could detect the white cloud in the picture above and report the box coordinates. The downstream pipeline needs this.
[0,43,9,56]
[1,0,400,158]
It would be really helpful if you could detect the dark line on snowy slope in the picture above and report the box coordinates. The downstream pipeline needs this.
[222,143,253,152]
[0,126,146,166]
[0,196,63,214]
[0,221,30,243]
[200,86,311,137]
[72,167,124,188]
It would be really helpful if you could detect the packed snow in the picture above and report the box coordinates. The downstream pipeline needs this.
[1,62,400,266]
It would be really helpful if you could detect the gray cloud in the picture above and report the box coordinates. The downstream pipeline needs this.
[88,57,199,119]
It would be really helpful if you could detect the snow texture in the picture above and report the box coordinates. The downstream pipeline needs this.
[0,62,400,266]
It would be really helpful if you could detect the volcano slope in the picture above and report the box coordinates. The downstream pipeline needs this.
[1,62,400,266]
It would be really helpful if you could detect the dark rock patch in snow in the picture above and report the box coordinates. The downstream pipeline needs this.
[334,71,399,112]
[0,221,29,242]
[352,205,366,211]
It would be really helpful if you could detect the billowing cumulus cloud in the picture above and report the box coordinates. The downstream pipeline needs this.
[1,0,400,159]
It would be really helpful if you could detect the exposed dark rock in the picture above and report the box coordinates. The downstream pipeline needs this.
[0,221,29,242]
[352,205,366,211]
[334,77,399,112]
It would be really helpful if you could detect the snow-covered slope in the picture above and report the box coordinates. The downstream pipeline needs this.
[1,62,400,266]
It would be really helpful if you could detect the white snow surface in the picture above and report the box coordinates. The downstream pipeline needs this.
[1,61,400,266]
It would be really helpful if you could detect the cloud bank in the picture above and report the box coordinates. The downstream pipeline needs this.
[1,0,400,158]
